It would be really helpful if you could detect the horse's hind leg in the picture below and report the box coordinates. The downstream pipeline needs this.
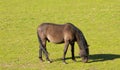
[39,44,44,62]
[41,40,52,63]
[45,48,52,63]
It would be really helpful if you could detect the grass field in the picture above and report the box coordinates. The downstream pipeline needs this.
[0,0,120,70]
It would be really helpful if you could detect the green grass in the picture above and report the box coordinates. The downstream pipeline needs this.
[0,0,120,70]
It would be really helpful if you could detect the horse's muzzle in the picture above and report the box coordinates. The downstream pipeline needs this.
[81,56,88,63]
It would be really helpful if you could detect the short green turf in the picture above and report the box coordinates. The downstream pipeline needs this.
[0,0,120,70]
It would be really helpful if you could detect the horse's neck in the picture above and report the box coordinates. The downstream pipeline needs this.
[76,31,87,50]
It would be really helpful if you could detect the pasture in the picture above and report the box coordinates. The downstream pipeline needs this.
[0,0,120,70]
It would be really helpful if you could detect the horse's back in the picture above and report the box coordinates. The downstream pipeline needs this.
[37,23,77,43]
[38,23,74,32]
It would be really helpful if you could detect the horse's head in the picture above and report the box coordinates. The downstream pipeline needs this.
[79,45,89,63]
[75,26,89,63]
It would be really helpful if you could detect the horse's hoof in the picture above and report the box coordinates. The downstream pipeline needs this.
[40,59,44,62]
[82,59,88,63]
[63,62,68,64]
[48,61,52,63]
[40,60,44,62]
[72,59,77,62]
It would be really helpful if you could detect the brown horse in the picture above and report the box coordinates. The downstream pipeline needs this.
[37,23,89,64]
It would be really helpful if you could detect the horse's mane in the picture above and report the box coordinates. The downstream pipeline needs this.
[72,25,88,49]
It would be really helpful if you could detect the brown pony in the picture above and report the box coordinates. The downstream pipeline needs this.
[37,23,89,64]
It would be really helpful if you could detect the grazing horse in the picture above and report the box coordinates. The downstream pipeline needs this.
[37,23,89,64]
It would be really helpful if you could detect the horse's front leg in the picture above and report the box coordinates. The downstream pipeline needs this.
[62,41,69,64]
[70,42,76,62]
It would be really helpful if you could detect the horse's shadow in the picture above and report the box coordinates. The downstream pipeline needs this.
[88,54,120,63]
[54,54,120,63]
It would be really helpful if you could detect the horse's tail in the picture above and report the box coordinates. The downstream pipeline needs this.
[37,31,48,55]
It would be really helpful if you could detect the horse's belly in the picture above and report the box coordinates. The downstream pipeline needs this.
[47,35,64,44]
